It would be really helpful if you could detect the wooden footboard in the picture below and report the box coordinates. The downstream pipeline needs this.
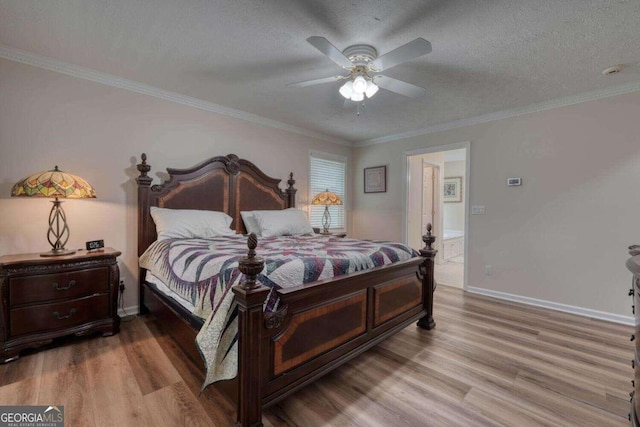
[233,228,436,427]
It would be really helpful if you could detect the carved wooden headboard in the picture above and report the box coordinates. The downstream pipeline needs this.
[135,153,296,257]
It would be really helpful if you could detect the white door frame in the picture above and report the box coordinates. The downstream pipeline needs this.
[403,141,471,289]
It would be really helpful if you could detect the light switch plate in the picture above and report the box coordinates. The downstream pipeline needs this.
[471,205,485,215]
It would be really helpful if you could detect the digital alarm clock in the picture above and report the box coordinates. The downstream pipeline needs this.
[86,239,105,251]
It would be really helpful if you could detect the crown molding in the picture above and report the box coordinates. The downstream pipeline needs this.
[0,45,351,147]
[355,80,640,147]
[5,44,639,150]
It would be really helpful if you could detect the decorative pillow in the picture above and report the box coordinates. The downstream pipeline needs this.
[150,207,234,240]
[240,211,262,237]
[252,208,314,238]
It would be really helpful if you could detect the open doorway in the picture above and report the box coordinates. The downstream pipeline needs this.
[405,143,469,289]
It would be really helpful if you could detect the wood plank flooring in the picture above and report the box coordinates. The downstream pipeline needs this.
[0,285,633,426]
[435,261,464,288]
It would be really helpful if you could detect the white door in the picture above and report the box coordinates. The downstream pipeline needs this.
[422,162,442,263]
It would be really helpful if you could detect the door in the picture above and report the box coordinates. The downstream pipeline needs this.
[422,164,435,233]
[422,162,442,263]
[405,143,469,288]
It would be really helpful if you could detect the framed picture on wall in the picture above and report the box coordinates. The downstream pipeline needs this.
[444,176,462,203]
[364,166,386,193]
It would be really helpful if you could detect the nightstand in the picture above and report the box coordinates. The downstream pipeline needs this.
[0,248,121,363]
[327,232,347,238]
[313,228,347,238]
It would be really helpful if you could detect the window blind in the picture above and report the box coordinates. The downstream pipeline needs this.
[309,153,346,230]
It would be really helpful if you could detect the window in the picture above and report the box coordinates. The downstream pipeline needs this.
[309,151,346,231]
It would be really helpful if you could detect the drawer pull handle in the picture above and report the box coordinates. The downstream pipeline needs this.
[630,288,635,296]
[632,334,636,342]
[52,280,76,291]
[52,308,77,320]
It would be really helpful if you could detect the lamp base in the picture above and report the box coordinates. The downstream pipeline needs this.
[40,248,76,257]
[322,206,332,235]
[41,198,74,257]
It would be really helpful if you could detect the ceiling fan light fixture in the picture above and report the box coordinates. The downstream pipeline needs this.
[293,37,432,106]
[365,81,379,98]
[350,92,364,102]
[339,81,354,99]
[352,75,368,94]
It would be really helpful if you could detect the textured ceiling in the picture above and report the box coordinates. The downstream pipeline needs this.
[1,0,639,144]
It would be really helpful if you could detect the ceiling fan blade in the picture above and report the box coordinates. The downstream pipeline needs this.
[288,75,344,88]
[369,38,432,72]
[307,36,354,69]
[375,75,426,98]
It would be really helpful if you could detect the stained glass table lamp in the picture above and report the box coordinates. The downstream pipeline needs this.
[11,166,96,256]
[311,189,343,234]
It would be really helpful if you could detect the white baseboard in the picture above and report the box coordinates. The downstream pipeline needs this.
[118,305,139,318]
[466,286,634,326]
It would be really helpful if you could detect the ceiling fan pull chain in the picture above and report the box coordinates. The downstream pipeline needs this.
[355,100,367,117]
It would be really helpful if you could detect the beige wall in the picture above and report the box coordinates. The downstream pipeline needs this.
[353,91,640,318]
[0,58,351,310]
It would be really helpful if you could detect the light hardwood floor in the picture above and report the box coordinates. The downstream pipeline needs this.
[0,286,633,426]
[435,261,464,288]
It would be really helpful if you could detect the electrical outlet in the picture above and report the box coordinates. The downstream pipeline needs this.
[119,280,125,294]
[484,265,493,276]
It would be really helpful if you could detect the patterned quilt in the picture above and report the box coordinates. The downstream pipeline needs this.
[139,234,417,389]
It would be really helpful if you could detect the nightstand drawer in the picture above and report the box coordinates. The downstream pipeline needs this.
[10,294,110,337]
[10,267,110,306]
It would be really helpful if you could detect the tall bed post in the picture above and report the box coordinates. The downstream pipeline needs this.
[285,172,296,208]
[136,153,153,315]
[233,234,269,427]
[417,223,437,330]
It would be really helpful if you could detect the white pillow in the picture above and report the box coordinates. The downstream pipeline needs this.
[252,208,314,238]
[240,211,262,236]
[150,207,235,240]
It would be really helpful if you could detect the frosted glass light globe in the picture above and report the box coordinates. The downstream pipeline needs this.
[339,81,354,99]
[365,81,379,98]
[352,76,367,94]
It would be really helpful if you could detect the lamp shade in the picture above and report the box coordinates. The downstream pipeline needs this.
[11,166,96,199]
[11,166,96,257]
[311,189,343,206]
[339,81,354,99]
[350,92,364,102]
[352,76,367,94]
[365,81,379,98]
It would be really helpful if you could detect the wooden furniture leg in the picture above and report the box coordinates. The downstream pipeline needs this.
[417,223,437,330]
[233,234,269,427]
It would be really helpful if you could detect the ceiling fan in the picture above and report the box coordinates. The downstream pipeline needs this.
[288,36,432,103]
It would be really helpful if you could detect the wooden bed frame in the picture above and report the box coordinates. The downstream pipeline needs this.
[136,153,437,427]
